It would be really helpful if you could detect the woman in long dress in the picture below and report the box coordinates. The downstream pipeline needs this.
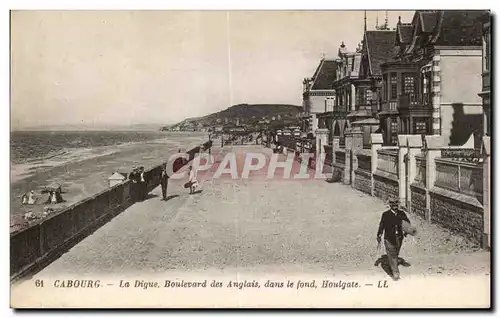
[27,190,37,204]
[188,166,199,194]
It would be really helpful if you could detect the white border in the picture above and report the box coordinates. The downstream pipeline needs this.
[3,1,497,316]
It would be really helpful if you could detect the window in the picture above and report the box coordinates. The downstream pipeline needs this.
[325,98,334,112]
[366,89,373,105]
[356,87,366,106]
[403,74,416,95]
[485,30,490,72]
[390,73,398,100]
[382,74,388,101]
[414,120,427,134]
[391,121,398,145]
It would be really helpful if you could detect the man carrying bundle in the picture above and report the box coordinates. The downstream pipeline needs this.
[376,200,416,281]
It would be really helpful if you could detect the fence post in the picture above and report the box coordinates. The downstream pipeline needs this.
[370,133,383,196]
[344,128,353,185]
[397,135,410,207]
[315,128,329,159]
[350,126,364,187]
[424,135,444,222]
[482,136,491,249]
[406,135,423,213]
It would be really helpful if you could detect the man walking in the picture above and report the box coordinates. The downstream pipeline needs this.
[376,200,411,281]
[160,165,169,201]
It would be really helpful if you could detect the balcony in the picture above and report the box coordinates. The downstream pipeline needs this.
[378,101,398,116]
[398,93,432,110]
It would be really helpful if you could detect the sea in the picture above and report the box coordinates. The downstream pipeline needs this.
[11,130,173,164]
[10,130,208,185]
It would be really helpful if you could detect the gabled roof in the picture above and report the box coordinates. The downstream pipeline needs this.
[365,30,397,76]
[419,11,439,32]
[397,24,414,44]
[432,10,489,46]
[311,59,337,90]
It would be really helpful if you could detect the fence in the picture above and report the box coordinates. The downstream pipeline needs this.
[10,140,213,282]
[434,158,483,202]
[357,153,371,172]
[375,149,398,177]
[353,152,372,194]
[414,155,426,186]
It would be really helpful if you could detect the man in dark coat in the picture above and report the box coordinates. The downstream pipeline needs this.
[377,200,411,281]
[129,166,140,201]
[160,165,169,201]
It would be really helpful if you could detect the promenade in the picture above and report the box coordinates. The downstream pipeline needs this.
[11,145,490,307]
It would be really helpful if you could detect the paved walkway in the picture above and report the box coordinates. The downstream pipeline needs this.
[25,145,489,275]
[11,145,490,307]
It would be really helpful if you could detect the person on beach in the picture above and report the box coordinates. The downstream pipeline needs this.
[27,190,37,205]
[187,166,199,194]
[376,200,411,281]
[21,193,28,205]
[45,191,57,204]
[160,165,169,201]
[138,166,147,200]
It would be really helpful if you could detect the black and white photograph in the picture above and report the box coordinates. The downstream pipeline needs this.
[9,8,492,308]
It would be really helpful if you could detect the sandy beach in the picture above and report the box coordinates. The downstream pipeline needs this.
[10,132,208,229]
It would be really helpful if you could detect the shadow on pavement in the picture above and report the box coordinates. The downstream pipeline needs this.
[374,254,412,278]
[163,194,180,202]
[141,193,159,201]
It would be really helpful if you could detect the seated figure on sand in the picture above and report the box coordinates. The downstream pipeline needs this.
[21,190,38,205]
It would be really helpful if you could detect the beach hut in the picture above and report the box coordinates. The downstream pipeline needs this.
[108,172,127,188]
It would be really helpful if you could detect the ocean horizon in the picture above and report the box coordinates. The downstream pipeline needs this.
[10,130,205,164]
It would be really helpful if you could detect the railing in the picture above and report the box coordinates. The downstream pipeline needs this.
[382,101,398,111]
[357,154,371,172]
[435,158,483,200]
[414,155,426,186]
[376,149,398,177]
[335,151,346,166]
[441,148,482,163]
[398,93,419,108]
[398,93,432,109]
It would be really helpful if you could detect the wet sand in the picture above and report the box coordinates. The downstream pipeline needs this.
[10,133,207,229]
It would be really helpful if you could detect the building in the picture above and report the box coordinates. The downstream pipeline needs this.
[379,10,487,146]
[478,13,491,136]
[302,58,337,135]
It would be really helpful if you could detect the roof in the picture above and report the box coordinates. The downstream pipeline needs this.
[419,11,439,32]
[311,59,338,90]
[365,30,397,76]
[397,24,414,44]
[433,10,489,46]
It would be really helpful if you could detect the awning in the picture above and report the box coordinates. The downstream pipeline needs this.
[377,110,399,116]
[346,110,372,118]
[351,118,380,125]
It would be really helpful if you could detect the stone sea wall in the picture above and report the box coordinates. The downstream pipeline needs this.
[10,140,213,282]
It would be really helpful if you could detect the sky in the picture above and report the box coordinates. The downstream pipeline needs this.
[11,10,415,129]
